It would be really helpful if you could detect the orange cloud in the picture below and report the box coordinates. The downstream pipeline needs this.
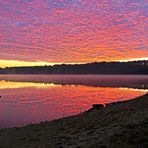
[0,0,147,66]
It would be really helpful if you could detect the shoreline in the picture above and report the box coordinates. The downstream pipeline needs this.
[0,93,148,147]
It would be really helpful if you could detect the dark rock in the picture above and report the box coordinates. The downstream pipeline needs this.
[92,104,104,109]
[86,104,105,112]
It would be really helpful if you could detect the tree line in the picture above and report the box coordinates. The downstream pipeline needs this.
[0,60,147,74]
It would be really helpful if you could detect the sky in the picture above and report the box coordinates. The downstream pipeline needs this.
[0,0,148,67]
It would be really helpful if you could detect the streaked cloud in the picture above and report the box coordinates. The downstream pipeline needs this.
[0,0,147,66]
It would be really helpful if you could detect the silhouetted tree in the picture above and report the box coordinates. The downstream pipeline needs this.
[0,61,148,75]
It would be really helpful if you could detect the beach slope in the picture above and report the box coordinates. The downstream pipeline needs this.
[0,93,148,148]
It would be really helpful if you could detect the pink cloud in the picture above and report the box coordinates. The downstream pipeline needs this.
[0,0,147,63]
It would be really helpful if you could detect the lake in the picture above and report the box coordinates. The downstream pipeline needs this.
[0,74,147,128]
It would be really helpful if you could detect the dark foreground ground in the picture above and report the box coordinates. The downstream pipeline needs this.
[0,93,148,148]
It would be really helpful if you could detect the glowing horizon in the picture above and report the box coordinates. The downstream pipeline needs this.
[0,60,59,68]
[0,0,147,64]
[0,57,148,68]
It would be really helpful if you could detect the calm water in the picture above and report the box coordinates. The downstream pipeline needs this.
[0,75,148,128]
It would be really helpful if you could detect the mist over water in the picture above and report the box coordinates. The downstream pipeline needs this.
[0,75,147,128]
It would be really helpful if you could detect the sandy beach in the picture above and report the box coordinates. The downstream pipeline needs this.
[0,93,148,148]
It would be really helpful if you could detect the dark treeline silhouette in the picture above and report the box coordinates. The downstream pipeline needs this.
[0,60,148,74]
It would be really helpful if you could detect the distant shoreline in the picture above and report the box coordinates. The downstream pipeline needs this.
[0,93,148,147]
[0,60,148,75]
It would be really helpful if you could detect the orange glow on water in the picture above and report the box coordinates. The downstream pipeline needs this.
[0,80,60,89]
[0,79,147,128]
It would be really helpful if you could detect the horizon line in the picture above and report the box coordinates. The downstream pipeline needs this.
[0,58,148,68]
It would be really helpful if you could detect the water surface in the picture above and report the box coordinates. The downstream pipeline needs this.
[0,75,147,128]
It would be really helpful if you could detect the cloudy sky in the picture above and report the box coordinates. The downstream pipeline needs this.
[0,0,148,67]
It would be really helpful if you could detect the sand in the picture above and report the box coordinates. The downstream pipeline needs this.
[0,93,148,148]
